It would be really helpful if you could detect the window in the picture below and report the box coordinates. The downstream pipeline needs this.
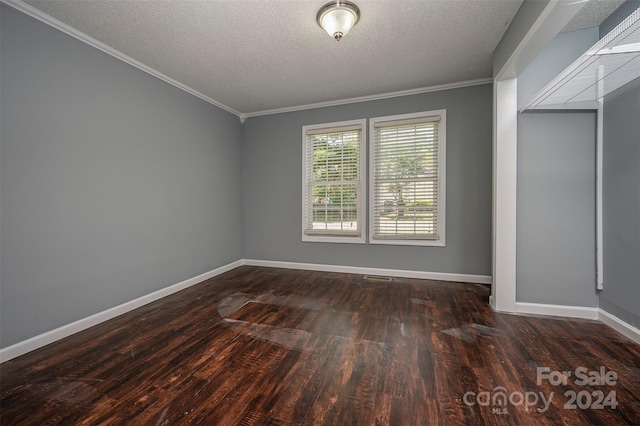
[369,110,446,246]
[302,119,366,243]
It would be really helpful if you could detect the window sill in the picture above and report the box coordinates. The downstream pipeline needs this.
[302,234,366,244]
[369,238,445,247]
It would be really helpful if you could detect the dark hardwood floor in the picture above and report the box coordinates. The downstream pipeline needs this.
[1,266,639,425]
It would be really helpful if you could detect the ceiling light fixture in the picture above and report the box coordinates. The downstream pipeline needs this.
[316,1,360,41]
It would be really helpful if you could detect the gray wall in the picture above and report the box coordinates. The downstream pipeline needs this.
[242,84,493,275]
[601,78,640,328]
[0,5,244,347]
[516,112,598,306]
[515,27,599,307]
[517,27,599,109]
[492,0,550,78]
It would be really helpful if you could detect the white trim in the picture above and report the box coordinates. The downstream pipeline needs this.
[0,260,242,363]
[1,0,242,118]
[595,66,604,290]
[301,235,366,244]
[522,7,640,111]
[368,109,446,247]
[2,0,493,122]
[519,101,599,111]
[495,0,586,81]
[4,258,639,363]
[491,78,518,312]
[242,259,492,284]
[244,79,492,119]
[588,42,640,56]
[598,309,640,345]
[495,0,558,80]
[514,302,599,320]
[513,303,640,345]
[301,119,367,244]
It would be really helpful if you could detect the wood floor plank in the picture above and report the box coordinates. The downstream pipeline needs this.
[2,266,639,425]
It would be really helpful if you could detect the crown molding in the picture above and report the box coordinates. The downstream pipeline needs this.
[243,78,493,120]
[1,0,243,118]
[3,0,492,124]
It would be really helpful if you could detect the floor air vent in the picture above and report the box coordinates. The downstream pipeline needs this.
[363,275,393,282]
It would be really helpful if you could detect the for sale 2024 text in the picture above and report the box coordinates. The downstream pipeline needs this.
[537,366,618,410]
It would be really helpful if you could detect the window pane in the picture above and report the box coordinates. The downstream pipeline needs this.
[370,111,445,244]
[376,180,437,235]
[303,120,364,242]
[311,183,358,231]
[311,131,359,183]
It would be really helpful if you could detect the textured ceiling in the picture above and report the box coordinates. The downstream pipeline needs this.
[562,0,626,32]
[19,0,528,115]
[13,0,632,116]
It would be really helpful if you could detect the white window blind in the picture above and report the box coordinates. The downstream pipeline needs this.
[369,110,446,246]
[302,120,366,243]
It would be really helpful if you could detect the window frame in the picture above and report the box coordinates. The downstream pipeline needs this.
[368,110,446,247]
[302,119,367,244]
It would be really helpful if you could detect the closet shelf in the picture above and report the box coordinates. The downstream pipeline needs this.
[522,7,640,111]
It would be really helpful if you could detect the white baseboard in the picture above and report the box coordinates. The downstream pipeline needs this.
[512,302,640,345]
[515,302,599,320]
[5,259,637,363]
[598,309,640,345]
[0,260,242,363]
[241,259,492,284]
[0,259,489,363]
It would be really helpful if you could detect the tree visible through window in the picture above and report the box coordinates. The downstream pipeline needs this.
[369,110,446,246]
[302,120,366,243]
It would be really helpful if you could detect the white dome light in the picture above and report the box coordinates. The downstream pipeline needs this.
[316,1,360,41]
